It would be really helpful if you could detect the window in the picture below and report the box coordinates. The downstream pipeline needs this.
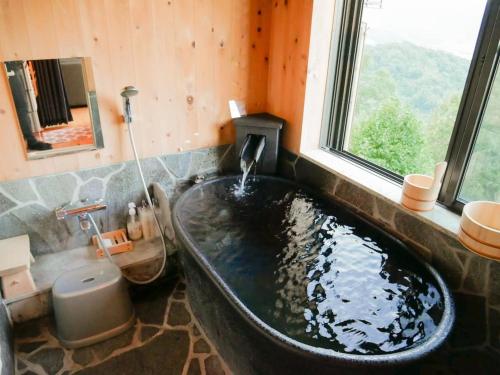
[459,60,499,202]
[323,0,500,211]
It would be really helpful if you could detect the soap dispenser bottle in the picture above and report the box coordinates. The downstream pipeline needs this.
[139,200,152,240]
[127,202,143,240]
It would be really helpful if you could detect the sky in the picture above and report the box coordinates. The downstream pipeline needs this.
[363,0,487,59]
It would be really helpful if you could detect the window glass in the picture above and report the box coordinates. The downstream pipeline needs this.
[344,0,487,176]
[459,63,500,202]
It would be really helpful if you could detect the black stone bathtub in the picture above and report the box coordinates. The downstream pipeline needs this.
[173,176,454,375]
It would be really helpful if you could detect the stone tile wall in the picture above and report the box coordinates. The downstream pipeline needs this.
[0,145,234,257]
[278,149,500,362]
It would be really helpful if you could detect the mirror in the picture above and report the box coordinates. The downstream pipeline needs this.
[4,57,103,159]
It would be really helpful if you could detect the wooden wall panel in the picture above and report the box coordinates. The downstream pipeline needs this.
[0,0,273,181]
[267,0,313,154]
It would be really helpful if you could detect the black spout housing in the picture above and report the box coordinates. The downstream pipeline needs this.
[233,113,285,174]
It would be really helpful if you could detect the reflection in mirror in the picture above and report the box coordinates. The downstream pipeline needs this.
[4,57,103,159]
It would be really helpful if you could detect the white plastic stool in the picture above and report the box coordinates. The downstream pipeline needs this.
[52,262,134,348]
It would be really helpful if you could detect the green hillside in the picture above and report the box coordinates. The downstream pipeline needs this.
[348,42,499,201]
[358,42,470,118]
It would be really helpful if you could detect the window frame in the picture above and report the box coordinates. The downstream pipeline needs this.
[321,0,500,212]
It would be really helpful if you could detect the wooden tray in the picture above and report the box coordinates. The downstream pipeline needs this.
[92,229,133,258]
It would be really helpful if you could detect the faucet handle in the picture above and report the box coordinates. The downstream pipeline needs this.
[54,199,107,221]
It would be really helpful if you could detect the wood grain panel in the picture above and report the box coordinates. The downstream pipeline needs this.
[0,0,273,181]
[267,0,313,154]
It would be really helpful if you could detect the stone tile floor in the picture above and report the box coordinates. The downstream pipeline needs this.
[14,279,231,375]
[15,276,500,375]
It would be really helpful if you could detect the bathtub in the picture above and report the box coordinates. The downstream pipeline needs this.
[173,176,454,375]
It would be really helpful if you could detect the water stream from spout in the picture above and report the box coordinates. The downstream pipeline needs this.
[240,159,254,192]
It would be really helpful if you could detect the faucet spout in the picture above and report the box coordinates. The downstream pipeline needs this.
[253,135,266,164]
[54,200,113,262]
[238,134,266,191]
[239,134,266,165]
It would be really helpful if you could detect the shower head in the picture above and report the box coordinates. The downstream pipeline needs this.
[121,86,138,123]
[121,86,139,98]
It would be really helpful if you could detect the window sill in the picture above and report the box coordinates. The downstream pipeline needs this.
[300,148,461,239]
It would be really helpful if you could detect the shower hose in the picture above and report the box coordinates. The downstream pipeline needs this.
[94,106,168,285]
